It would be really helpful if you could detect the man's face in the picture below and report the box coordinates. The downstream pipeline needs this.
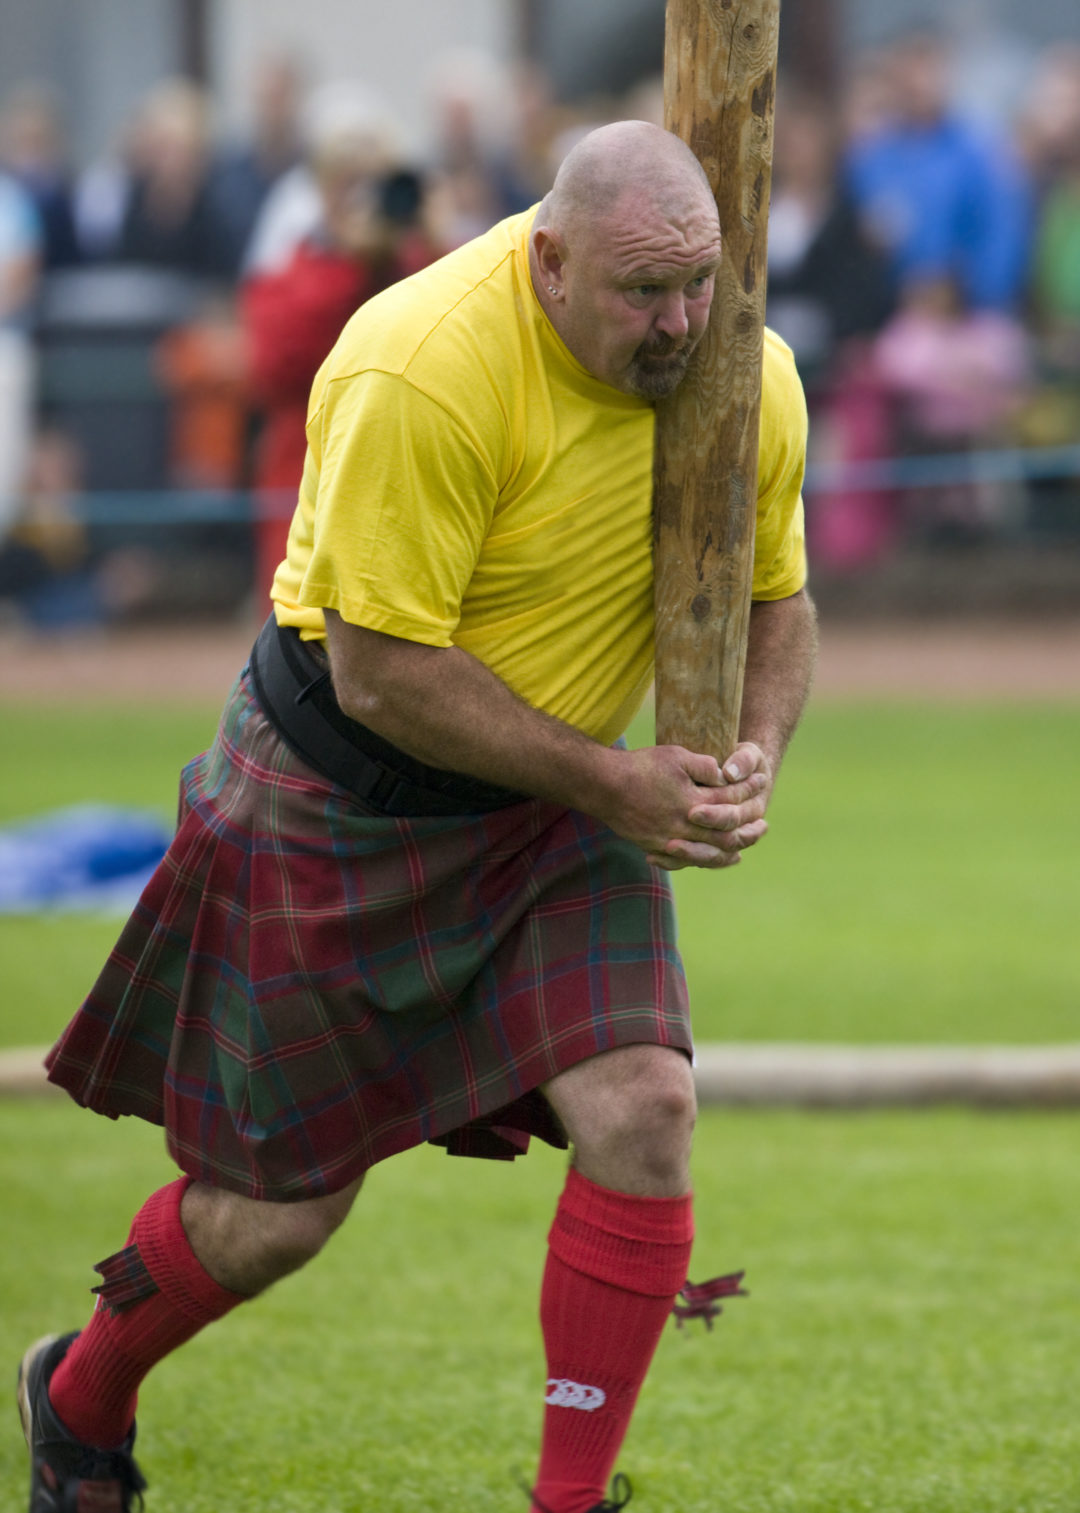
[891,39,949,125]
[554,194,722,399]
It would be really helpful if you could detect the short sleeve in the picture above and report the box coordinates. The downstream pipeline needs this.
[752,333,809,601]
[299,368,500,644]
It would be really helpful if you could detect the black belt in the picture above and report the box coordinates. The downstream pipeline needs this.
[248,615,527,817]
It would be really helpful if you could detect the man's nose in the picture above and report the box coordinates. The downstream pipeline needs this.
[654,292,690,340]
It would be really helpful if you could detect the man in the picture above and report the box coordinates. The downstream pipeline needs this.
[20,121,816,1513]
[845,28,1032,313]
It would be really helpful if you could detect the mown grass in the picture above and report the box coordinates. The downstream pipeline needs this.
[1,699,1076,1049]
[3,698,1078,1510]
[4,1100,1079,1512]
[666,702,1080,1044]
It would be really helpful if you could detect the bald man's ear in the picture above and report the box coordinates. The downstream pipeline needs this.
[532,226,568,291]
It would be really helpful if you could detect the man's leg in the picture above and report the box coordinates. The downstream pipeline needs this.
[20,1174,361,1506]
[530,1044,696,1513]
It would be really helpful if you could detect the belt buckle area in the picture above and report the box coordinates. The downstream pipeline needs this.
[363,765,409,814]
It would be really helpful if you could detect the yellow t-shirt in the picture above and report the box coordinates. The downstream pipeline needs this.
[272,208,807,745]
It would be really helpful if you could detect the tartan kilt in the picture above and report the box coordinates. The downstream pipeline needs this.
[46,670,692,1201]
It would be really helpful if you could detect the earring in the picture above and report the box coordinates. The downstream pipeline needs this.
[548,286,559,295]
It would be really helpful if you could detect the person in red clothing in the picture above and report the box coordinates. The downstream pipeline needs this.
[242,127,442,599]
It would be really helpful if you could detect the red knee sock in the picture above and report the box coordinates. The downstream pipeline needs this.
[532,1167,694,1513]
[49,1177,244,1449]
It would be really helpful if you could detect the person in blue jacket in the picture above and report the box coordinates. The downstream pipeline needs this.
[846,28,1033,312]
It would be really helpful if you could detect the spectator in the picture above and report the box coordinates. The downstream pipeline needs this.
[422,48,537,245]
[209,56,305,274]
[767,86,897,571]
[242,82,401,274]
[767,86,894,388]
[112,79,236,281]
[242,94,442,598]
[0,169,40,539]
[0,429,96,627]
[872,275,1032,542]
[1031,143,1080,371]
[845,28,1034,312]
[72,120,138,264]
[840,48,897,144]
[874,277,1032,439]
[1013,48,1080,499]
[949,18,1039,133]
[1015,43,1080,191]
[1019,48,1080,372]
[508,59,562,205]
[0,428,161,629]
[155,294,249,491]
[0,84,81,270]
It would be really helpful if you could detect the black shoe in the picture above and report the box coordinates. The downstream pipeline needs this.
[17,1331,148,1512]
[589,1474,632,1512]
[529,1472,633,1512]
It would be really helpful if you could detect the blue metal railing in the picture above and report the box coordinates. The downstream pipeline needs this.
[6,445,1078,527]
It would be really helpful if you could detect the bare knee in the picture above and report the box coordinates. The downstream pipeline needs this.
[605,1063,696,1191]
[182,1176,362,1295]
[256,1188,356,1271]
[544,1045,696,1197]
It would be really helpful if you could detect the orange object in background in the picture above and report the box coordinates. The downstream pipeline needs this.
[156,305,250,490]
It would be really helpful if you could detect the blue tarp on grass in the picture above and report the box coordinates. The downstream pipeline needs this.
[0,805,170,914]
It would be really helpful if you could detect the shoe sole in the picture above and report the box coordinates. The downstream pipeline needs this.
[16,1333,59,1450]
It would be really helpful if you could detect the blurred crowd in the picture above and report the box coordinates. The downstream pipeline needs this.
[0,29,1078,627]
[767,33,1080,571]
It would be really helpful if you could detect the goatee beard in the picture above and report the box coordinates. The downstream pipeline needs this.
[626,343,692,399]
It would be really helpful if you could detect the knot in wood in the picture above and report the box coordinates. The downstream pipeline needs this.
[752,72,775,118]
[691,593,712,623]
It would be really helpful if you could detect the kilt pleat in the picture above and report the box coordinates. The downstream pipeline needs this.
[46,671,691,1200]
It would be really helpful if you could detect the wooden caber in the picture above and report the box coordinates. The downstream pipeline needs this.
[653,0,781,760]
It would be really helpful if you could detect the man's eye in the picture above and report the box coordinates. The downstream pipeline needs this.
[688,275,710,290]
[633,284,660,297]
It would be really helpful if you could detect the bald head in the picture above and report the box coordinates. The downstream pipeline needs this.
[530,121,722,399]
[540,120,715,243]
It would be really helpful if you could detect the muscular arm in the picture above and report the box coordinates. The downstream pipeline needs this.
[738,587,818,783]
[323,609,769,868]
[325,607,625,814]
[651,586,818,870]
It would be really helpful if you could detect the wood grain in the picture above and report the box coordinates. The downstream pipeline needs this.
[654,0,780,759]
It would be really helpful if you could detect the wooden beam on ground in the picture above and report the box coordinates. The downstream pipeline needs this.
[693,1044,1080,1107]
[0,1048,61,1097]
[654,0,780,758]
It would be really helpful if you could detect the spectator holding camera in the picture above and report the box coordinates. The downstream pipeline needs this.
[242,86,442,599]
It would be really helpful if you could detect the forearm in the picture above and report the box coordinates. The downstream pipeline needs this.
[323,610,621,814]
[324,609,785,868]
[738,588,818,779]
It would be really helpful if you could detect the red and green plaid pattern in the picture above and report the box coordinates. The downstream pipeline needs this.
[47,672,691,1201]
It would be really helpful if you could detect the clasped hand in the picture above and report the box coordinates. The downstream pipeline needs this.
[606,743,772,872]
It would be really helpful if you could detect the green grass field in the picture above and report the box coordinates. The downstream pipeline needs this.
[4,1100,1079,1512]
[3,696,1079,1509]
[1,699,1077,1048]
